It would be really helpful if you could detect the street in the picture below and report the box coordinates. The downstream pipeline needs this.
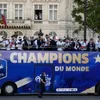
[0,95,100,100]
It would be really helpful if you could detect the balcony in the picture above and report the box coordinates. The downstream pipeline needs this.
[7,19,25,23]
[7,19,31,24]
[34,20,43,24]
[0,19,31,29]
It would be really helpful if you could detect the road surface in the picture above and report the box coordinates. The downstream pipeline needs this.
[0,95,100,100]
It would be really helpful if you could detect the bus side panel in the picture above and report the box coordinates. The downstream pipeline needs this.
[0,51,100,94]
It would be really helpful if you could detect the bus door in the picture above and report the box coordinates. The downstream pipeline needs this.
[34,64,54,93]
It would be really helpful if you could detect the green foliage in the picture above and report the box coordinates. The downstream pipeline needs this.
[72,0,100,34]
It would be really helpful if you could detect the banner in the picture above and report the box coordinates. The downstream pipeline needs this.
[0,51,100,93]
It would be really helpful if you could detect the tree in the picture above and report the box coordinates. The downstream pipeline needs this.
[72,0,100,34]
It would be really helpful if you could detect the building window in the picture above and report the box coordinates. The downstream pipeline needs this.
[34,31,39,36]
[49,32,57,37]
[34,5,42,20]
[0,4,7,19]
[0,31,7,39]
[14,4,23,20]
[14,31,23,36]
[49,5,58,21]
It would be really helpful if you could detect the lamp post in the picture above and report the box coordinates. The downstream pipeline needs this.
[84,0,87,40]
[66,30,69,39]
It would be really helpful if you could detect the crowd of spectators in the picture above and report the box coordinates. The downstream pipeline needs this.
[0,34,100,51]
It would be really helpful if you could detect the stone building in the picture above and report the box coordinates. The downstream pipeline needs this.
[0,0,98,40]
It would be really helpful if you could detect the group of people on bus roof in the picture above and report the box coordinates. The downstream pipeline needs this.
[0,34,100,51]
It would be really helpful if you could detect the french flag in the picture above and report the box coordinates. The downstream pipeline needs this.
[1,11,7,26]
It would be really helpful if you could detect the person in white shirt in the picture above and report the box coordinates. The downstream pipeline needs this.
[16,37,23,50]
[95,36,100,51]
[80,39,88,51]
[34,38,38,49]
[39,13,42,20]
[56,39,65,51]
[35,14,38,20]
[1,38,9,50]
[6,39,10,50]
[44,34,51,50]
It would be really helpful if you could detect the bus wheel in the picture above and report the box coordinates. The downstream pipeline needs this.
[1,82,17,96]
[96,84,100,95]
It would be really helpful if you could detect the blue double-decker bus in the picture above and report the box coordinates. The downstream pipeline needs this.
[0,51,100,95]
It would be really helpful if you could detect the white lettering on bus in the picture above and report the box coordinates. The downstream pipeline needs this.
[10,52,89,64]
[10,53,17,63]
[27,53,37,63]
[18,53,27,63]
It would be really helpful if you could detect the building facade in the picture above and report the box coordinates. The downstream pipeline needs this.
[0,0,98,40]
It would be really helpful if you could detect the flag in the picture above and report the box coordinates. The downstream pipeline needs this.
[0,14,7,26]
[1,14,7,26]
